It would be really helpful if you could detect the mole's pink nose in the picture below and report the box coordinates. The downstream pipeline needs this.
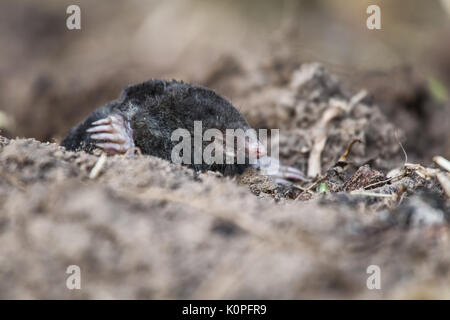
[245,140,267,158]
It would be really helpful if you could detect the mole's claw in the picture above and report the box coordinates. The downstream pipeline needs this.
[274,171,305,181]
[87,114,135,156]
[277,166,306,181]
[90,133,125,143]
[253,155,306,185]
[266,167,307,184]
[275,178,291,185]
[284,166,304,176]
[92,118,112,125]
[86,125,113,133]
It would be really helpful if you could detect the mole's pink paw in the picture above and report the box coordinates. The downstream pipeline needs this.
[271,166,306,185]
[87,114,135,155]
[253,156,306,185]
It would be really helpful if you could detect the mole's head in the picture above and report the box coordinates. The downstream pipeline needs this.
[121,80,266,175]
[168,82,267,174]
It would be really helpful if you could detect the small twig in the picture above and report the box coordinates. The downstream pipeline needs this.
[348,90,368,110]
[292,184,308,192]
[436,172,450,198]
[89,153,107,179]
[350,190,394,198]
[294,175,326,200]
[363,174,404,190]
[396,184,408,205]
[306,91,367,178]
[307,102,345,178]
[433,156,450,172]
[305,175,326,192]
[338,139,362,163]
[404,163,440,179]
[394,129,408,166]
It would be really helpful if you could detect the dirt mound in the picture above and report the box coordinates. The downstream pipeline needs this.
[0,138,449,299]
[206,62,405,175]
[1,62,449,298]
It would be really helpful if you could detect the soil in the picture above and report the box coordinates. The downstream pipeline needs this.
[1,62,449,299]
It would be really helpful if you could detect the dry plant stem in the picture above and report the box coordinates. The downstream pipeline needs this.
[434,156,450,172]
[350,190,394,198]
[348,90,368,109]
[396,184,408,205]
[89,152,107,179]
[338,139,362,162]
[307,91,366,178]
[294,175,326,200]
[404,163,440,179]
[395,129,408,165]
[363,174,404,190]
[436,172,450,198]
[292,184,308,192]
[307,104,344,178]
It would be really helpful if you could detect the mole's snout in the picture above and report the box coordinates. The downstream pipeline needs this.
[245,140,267,159]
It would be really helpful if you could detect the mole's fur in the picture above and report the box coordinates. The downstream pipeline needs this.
[61,79,253,175]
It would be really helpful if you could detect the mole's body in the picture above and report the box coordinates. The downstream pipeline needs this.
[61,79,303,182]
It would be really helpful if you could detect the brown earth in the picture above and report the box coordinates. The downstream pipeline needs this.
[1,64,449,299]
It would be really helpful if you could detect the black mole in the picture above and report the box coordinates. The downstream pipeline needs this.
[61,79,303,182]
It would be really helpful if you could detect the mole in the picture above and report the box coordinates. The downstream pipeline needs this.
[61,79,304,183]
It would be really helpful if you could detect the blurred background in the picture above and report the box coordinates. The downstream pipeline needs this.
[0,0,449,161]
